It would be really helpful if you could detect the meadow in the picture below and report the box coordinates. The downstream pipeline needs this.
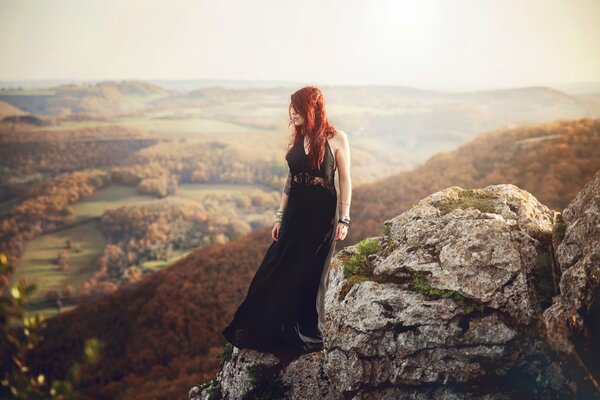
[12,180,277,310]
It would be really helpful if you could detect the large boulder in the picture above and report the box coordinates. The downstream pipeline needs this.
[192,181,600,400]
[322,184,568,399]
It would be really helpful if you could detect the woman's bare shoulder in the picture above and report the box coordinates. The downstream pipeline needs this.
[331,128,349,147]
[331,128,346,139]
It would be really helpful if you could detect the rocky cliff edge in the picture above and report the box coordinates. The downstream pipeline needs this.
[191,172,600,400]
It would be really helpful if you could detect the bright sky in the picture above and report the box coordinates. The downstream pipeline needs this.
[1,0,599,91]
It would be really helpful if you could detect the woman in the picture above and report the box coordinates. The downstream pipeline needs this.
[222,86,352,356]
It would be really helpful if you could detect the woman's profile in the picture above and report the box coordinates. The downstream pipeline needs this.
[222,86,352,357]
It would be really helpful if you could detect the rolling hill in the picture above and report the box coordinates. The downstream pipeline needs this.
[2,81,600,185]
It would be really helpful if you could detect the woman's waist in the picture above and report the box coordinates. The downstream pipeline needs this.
[290,174,336,196]
[289,183,336,200]
[285,192,337,221]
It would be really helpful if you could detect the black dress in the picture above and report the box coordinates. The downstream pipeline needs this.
[222,136,338,354]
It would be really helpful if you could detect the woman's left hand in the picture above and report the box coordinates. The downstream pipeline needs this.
[335,222,348,241]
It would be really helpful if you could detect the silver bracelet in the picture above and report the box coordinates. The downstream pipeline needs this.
[275,209,284,223]
[338,215,350,227]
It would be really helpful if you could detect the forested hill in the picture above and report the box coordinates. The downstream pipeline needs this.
[345,117,600,245]
[28,117,600,400]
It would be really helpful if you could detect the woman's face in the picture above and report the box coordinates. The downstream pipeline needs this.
[290,106,305,127]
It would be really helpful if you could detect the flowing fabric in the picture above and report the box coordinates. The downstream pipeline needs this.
[222,136,338,354]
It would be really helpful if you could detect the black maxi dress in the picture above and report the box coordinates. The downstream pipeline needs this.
[222,136,338,354]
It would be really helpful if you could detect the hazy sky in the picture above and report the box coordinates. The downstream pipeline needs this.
[1,0,599,91]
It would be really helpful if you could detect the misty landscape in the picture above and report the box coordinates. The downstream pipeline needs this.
[2,80,599,316]
[2,0,600,398]
[1,79,600,399]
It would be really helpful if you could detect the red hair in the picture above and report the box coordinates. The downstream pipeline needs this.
[286,86,336,170]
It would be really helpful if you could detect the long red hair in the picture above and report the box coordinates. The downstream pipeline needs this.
[286,86,336,170]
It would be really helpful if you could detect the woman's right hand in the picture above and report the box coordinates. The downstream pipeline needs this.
[272,222,282,241]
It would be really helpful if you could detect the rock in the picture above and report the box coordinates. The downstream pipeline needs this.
[542,170,600,394]
[192,181,600,399]
[372,184,557,325]
[555,170,600,272]
[190,346,339,400]
[323,184,570,398]
[280,351,341,400]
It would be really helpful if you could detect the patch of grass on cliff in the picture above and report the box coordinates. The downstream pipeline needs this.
[338,237,410,302]
[380,222,400,257]
[340,237,381,278]
[383,222,391,237]
[432,189,497,215]
[218,342,233,361]
[337,237,380,302]
[242,363,290,400]
[412,271,484,314]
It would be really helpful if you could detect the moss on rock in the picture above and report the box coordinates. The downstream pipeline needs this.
[412,271,485,314]
[432,188,498,215]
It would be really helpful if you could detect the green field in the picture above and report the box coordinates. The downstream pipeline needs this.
[71,183,161,221]
[176,182,272,200]
[13,181,276,303]
[40,114,264,136]
[13,219,107,302]
[119,116,262,135]
[141,249,192,271]
[73,181,272,223]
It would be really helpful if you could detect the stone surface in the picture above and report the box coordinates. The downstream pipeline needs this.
[190,346,339,400]
[542,169,600,393]
[191,180,600,400]
[322,184,569,398]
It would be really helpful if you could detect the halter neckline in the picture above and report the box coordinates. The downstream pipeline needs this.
[299,138,336,170]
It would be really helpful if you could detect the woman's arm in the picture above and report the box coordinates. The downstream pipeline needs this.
[279,169,291,213]
[336,130,352,219]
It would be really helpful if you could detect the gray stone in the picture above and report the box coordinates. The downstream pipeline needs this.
[542,170,600,393]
